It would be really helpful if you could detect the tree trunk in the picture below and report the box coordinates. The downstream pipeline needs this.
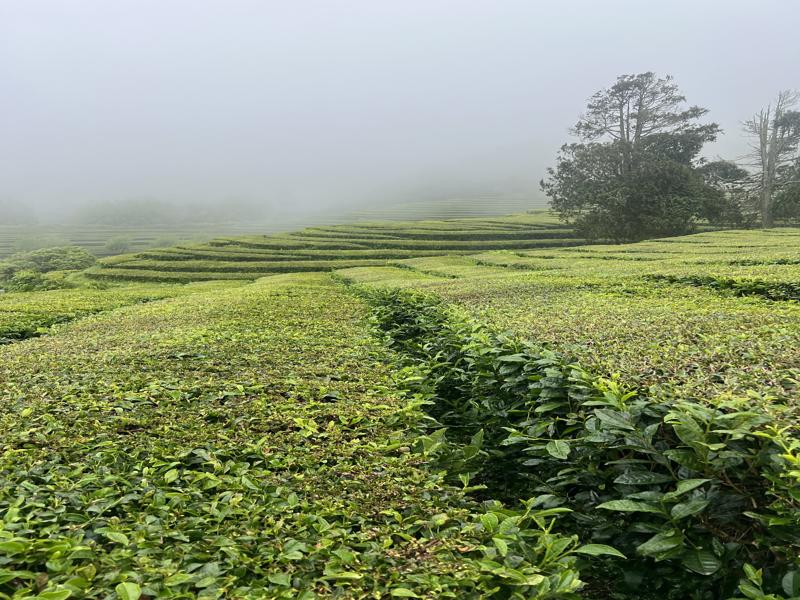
[760,109,774,228]
[761,186,773,228]
[618,105,629,173]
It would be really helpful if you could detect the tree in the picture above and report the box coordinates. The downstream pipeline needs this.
[773,158,800,222]
[743,90,800,228]
[0,246,96,282]
[696,160,754,226]
[573,73,720,173]
[542,73,722,240]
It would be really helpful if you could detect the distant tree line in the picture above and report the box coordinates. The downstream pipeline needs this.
[541,73,800,240]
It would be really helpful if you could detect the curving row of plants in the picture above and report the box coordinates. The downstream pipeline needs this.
[645,274,800,302]
[358,286,800,600]
[0,283,240,344]
[0,274,622,600]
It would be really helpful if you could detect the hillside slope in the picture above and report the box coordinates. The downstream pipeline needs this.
[2,228,798,598]
[84,212,582,282]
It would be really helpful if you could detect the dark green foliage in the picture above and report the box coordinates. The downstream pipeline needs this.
[696,160,755,227]
[543,143,722,241]
[361,287,800,599]
[646,274,800,301]
[0,246,96,281]
[542,73,725,241]
[3,270,60,292]
[775,160,800,223]
[0,275,594,599]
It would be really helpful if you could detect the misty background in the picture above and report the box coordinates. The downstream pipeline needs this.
[2,0,798,225]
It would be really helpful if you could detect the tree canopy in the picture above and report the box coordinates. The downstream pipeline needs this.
[743,90,800,227]
[542,73,728,241]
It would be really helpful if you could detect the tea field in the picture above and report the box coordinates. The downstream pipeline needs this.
[0,225,260,259]
[82,212,583,282]
[1,221,798,599]
[0,197,546,259]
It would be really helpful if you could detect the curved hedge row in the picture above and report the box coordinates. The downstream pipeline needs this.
[0,273,601,599]
[359,286,800,600]
[86,212,584,282]
[646,274,800,302]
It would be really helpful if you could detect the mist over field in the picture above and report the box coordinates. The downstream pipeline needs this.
[2,0,798,224]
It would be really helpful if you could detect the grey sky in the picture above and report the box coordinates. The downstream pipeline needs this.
[2,0,798,219]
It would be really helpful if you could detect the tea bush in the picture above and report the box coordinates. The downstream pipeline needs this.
[0,281,242,342]
[84,212,582,282]
[358,287,800,600]
[0,274,605,599]
[0,246,96,280]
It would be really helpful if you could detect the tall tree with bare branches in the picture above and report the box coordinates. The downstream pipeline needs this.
[743,90,800,228]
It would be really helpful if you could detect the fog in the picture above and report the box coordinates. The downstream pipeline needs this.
[2,0,798,223]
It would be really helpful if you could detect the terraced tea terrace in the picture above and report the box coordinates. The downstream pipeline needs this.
[1,220,799,600]
[0,281,243,343]
[84,212,582,282]
[0,224,267,259]
[340,228,800,402]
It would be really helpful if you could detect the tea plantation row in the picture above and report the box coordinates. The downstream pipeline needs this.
[83,212,584,282]
[1,224,798,598]
[0,274,604,599]
[336,228,800,598]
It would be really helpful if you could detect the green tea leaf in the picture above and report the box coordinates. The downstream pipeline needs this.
[390,589,419,598]
[574,544,626,559]
[783,571,800,596]
[493,537,509,557]
[545,440,570,459]
[681,550,721,576]
[115,582,142,600]
[664,478,711,499]
[103,532,129,546]
[268,573,291,587]
[596,500,664,514]
[480,513,499,532]
[636,531,684,556]
[164,573,193,586]
[670,499,709,520]
[0,540,26,555]
[614,472,674,486]
[594,409,634,430]
[36,592,72,600]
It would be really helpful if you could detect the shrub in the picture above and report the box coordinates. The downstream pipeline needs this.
[102,236,132,255]
[360,287,800,600]
[0,246,96,281]
[4,270,60,292]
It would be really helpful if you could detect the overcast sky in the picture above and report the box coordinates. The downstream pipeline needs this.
[2,0,798,219]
